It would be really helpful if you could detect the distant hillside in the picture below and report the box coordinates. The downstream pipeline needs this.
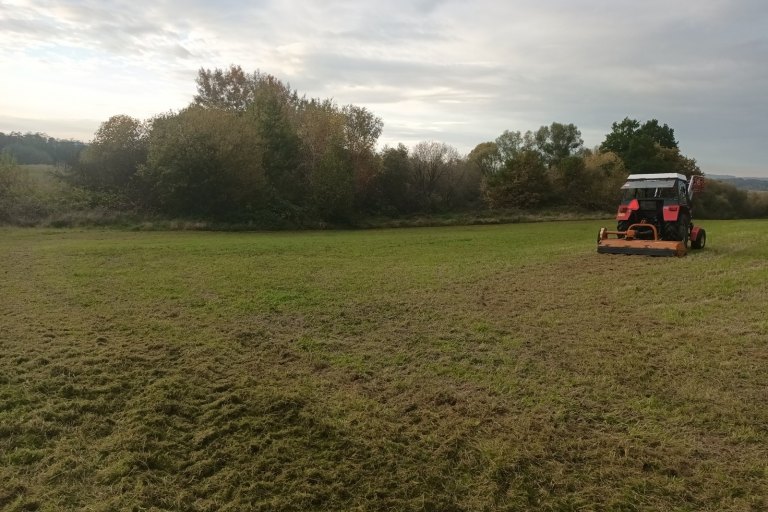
[0,131,86,166]
[707,174,768,191]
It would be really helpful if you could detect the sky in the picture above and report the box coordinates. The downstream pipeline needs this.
[1,0,766,177]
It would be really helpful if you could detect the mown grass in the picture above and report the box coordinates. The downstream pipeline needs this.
[1,220,766,511]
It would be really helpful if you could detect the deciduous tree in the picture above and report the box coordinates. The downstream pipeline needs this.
[194,65,254,112]
[533,122,584,167]
[467,142,500,177]
[72,115,148,196]
[600,117,680,173]
[140,107,264,218]
[373,144,411,214]
[483,150,549,209]
[342,105,383,206]
[410,141,460,210]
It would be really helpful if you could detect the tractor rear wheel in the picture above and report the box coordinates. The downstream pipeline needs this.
[664,215,690,247]
[679,215,690,248]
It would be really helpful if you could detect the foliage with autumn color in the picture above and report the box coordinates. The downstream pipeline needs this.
[2,66,766,226]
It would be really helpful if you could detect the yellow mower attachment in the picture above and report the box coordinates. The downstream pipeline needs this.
[597,222,686,257]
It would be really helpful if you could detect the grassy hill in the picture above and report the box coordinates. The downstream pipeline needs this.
[708,173,768,191]
[1,221,766,511]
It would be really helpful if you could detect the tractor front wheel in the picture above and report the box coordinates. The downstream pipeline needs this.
[691,228,706,249]
[617,220,629,238]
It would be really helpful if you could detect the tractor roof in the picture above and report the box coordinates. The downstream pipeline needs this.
[626,173,687,181]
[621,178,677,189]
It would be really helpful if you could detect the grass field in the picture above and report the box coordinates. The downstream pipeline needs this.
[16,164,62,194]
[1,220,767,511]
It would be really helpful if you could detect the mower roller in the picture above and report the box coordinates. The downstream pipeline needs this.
[597,222,686,257]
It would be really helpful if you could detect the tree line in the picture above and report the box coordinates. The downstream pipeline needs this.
[2,65,767,226]
[0,132,84,167]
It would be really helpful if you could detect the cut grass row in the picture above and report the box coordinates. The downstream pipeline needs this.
[1,220,767,511]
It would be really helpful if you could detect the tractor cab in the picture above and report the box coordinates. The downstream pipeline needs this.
[616,173,691,240]
[618,174,690,232]
[621,177,688,202]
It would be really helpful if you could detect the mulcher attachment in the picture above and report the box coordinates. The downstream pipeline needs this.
[597,222,686,257]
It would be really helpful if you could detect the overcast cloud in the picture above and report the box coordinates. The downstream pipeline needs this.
[1,0,766,176]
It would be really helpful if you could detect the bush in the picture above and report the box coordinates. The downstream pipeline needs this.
[0,153,36,223]
[696,180,750,219]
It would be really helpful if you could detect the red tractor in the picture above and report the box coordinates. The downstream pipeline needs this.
[597,173,706,256]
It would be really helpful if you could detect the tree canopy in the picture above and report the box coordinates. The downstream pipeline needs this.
[3,66,757,227]
[599,117,695,175]
[0,132,84,167]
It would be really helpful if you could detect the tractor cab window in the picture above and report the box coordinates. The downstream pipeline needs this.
[621,179,677,201]
[655,186,677,199]
[622,188,654,200]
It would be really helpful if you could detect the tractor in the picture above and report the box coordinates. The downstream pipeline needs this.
[597,173,706,256]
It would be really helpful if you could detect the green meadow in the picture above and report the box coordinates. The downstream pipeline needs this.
[1,220,766,511]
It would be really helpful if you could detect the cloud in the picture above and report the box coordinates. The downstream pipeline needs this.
[0,0,766,175]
